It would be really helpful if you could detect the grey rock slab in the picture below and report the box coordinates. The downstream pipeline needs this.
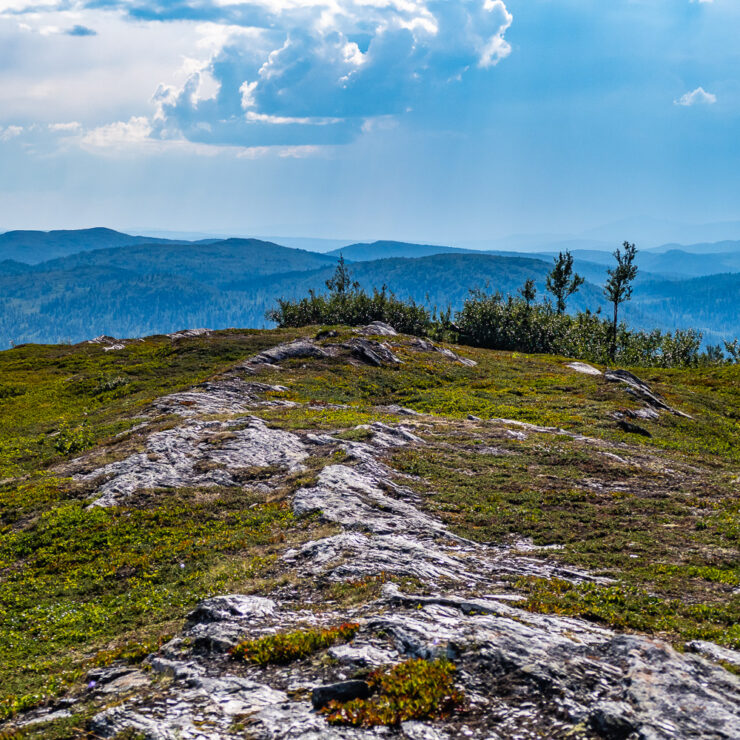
[355,321,398,336]
[605,368,692,418]
[152,379,292,417]
[82,417,308,506]
[382,404,421,416]
[168,328,211,340]
[401,723,451,740]
[285,531,481,583]
[292,462,448,538]
[345,338,402,366]
[187,594,276,625]
[185,595,278,652]
[411,338,477,367]
[249,339,332,366]
[686,640,740,669]
[566,361,602,376]
[89,706,182,740]
[369,591,740,740]
[328,642,400,668]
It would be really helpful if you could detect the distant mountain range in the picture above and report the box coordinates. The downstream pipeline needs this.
[0,227,194,264]
[1,229,738,349]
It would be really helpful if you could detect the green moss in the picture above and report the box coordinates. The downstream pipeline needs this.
[322,659,467,727]
[231,622,360,665]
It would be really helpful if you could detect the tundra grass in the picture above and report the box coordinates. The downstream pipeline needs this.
[231,622,360,665]
[259,332,740,465]
[322,658,467,727]
[0,329,316,720]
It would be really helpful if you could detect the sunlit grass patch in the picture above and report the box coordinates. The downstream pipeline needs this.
[231,622,360,665]
[322,659,467,727]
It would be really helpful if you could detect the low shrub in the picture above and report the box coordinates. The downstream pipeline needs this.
[267,286,431,337]
[455,290,704,368]
[231,622,360,665]
[322,658,467,727]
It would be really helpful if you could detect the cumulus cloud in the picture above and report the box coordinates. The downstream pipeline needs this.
[0,0,514,151]
[143,0,515,147]
[675,86,717,106]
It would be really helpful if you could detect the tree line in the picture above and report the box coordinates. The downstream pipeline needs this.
[267,243,740,368]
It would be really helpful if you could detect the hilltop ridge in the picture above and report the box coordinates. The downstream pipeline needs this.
[1,325,739,738]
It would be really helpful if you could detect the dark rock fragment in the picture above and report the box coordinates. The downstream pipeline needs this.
[250,339,332,365]
[311,680,372,710]
[605,369,691,418]
[616,419,652,437]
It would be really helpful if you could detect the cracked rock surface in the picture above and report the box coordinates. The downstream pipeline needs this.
[81,416,309,507]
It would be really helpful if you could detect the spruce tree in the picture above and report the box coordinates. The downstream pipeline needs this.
[604,241,638,361]
[546,251,584,314]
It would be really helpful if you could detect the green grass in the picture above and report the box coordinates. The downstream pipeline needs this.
[516,577,740,648]
[0,483,307,714]
[0,329,301,480]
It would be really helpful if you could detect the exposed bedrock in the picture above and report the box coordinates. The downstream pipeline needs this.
[81,416,309,507]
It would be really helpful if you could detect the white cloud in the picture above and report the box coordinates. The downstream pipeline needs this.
[0,125,23,141]
[48,121,82,132]
[0,1,514,151]
[239,80,259,109]
[81,116,152,148]
[151,0,515,147]
[674,86,717,106]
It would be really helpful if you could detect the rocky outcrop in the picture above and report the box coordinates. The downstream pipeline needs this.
[249,338,334,366]
[152,378,292,417]
[81,416,309,507]
[411,338,477,367]
[605,369,692,418]
[344,338,402,366]
[355,321,398,337]
[566,361,602,376]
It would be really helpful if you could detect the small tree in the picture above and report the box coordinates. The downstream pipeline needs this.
[518,278,537,308]
[604,241,638,361]
[325,253,359,295]
[546,251,584,314]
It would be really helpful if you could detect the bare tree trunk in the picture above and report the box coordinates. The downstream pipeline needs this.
[610,302,618,361]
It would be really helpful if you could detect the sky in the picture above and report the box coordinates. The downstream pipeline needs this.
[1,0,739,245]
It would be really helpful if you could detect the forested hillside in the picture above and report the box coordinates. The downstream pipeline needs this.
[1,230,739,348]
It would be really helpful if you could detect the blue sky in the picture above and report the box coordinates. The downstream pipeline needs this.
[0,0,738,245]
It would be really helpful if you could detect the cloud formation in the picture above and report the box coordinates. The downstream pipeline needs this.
[0,125,24,142]
[675,86,717,106]
[1,1,513,151]
[145,0,514,147]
